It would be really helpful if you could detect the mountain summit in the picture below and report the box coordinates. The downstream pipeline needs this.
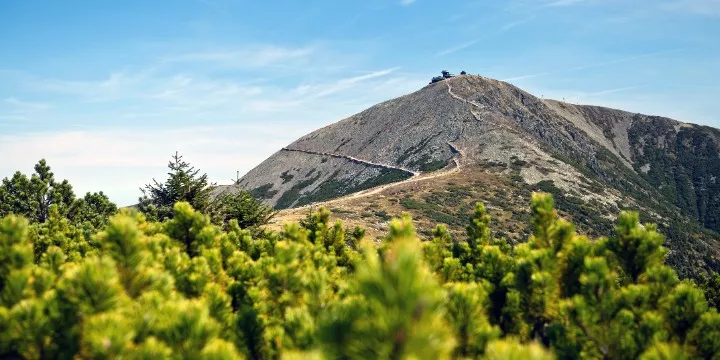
[232,74,611,206]
[222,73,720,277]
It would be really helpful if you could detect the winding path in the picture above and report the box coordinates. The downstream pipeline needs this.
[282,147,419,176]
[291,141,464,209]
[446,80,487,109]
[447,79,530,139]
[284,80,478,209]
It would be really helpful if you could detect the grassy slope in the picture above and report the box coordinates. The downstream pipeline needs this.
[269,162,720,278]
[269,166,616,243]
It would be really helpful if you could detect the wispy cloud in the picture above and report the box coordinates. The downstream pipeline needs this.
[500,16,536,32]
[289,67,402,100]
[662,0,720,16]
[585,85,647,97]
[15,58,412,121]
[435,40,483,57]
[436,15,534,57]
[568,48,684,71]
[2,61,424,204]
[502,72,552,82]
[543,0,589,7]
[161,45,316,68]
[24,68,269,112]
[0,67,426,206]
[1,97,50,123]
[10,40,399,119]
[501,49,683,82]
[3,97,49,110]
[28,70,153,103]
[0,124,307,205]
[0,115,31,122]
[543,85,649,106]
[343,68,400,84]
[400,0,417,5]
[144,75,265,109]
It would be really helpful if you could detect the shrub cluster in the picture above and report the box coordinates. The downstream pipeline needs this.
[1,192,719,359]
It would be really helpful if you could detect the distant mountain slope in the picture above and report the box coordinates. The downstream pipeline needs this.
[231,75,613,207]
[221,74,720,278]
[627,117,720,230]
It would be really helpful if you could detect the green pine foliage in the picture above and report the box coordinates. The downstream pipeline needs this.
[0,160,118,266]
[138,152,275,231]
[0,159,117,229]
[217,191,276,233]
[139,152,216,221]
[1,190,719,359]
[698,273,720,311]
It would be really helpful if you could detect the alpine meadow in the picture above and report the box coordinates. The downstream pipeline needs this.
[2,1,720,359]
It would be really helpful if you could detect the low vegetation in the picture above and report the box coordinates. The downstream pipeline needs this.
[138,153,275,231]
[293,168,412,208]
[0,159,117,233]
[1,158,719,359]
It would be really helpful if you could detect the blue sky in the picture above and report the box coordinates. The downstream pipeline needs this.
[1,0,718,205]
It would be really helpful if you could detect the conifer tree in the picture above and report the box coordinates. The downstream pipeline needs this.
[319,215,456,359]
[67,191,117,230]
[0,160,117,235]
[139,152,216,221]
[217,190,275,231]
[0,160,97,224]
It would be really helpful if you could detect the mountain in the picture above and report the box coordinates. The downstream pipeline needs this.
[220,74,720,278]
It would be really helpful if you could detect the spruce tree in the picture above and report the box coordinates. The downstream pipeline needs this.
[139,152,216,221]
[217,191,275,231]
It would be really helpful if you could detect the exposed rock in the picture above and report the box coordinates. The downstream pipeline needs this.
[228,74,720,277]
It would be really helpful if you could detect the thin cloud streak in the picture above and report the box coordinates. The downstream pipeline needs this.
[344,67,401,84]
[0,115,32,122]
[3,97,50,110]
[436,15,533,57]
[435,40,482,57]
[300,67,402,99]
[502,72,552,82]
[501,48,684,82]
[553,85,649,106]
[500,16,536,32]
[585,85,648,97]
[662,0,720,16]
[543,0,590,7]
[161,45,316,68]
[1,97,51,124]
[568,48,684,71]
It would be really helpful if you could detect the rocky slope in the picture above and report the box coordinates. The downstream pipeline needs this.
[222,74,720,278]
[230,76,604,206]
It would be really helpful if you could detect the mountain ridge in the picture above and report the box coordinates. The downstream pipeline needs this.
[228,75,642,209]
[219,73,720,277]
